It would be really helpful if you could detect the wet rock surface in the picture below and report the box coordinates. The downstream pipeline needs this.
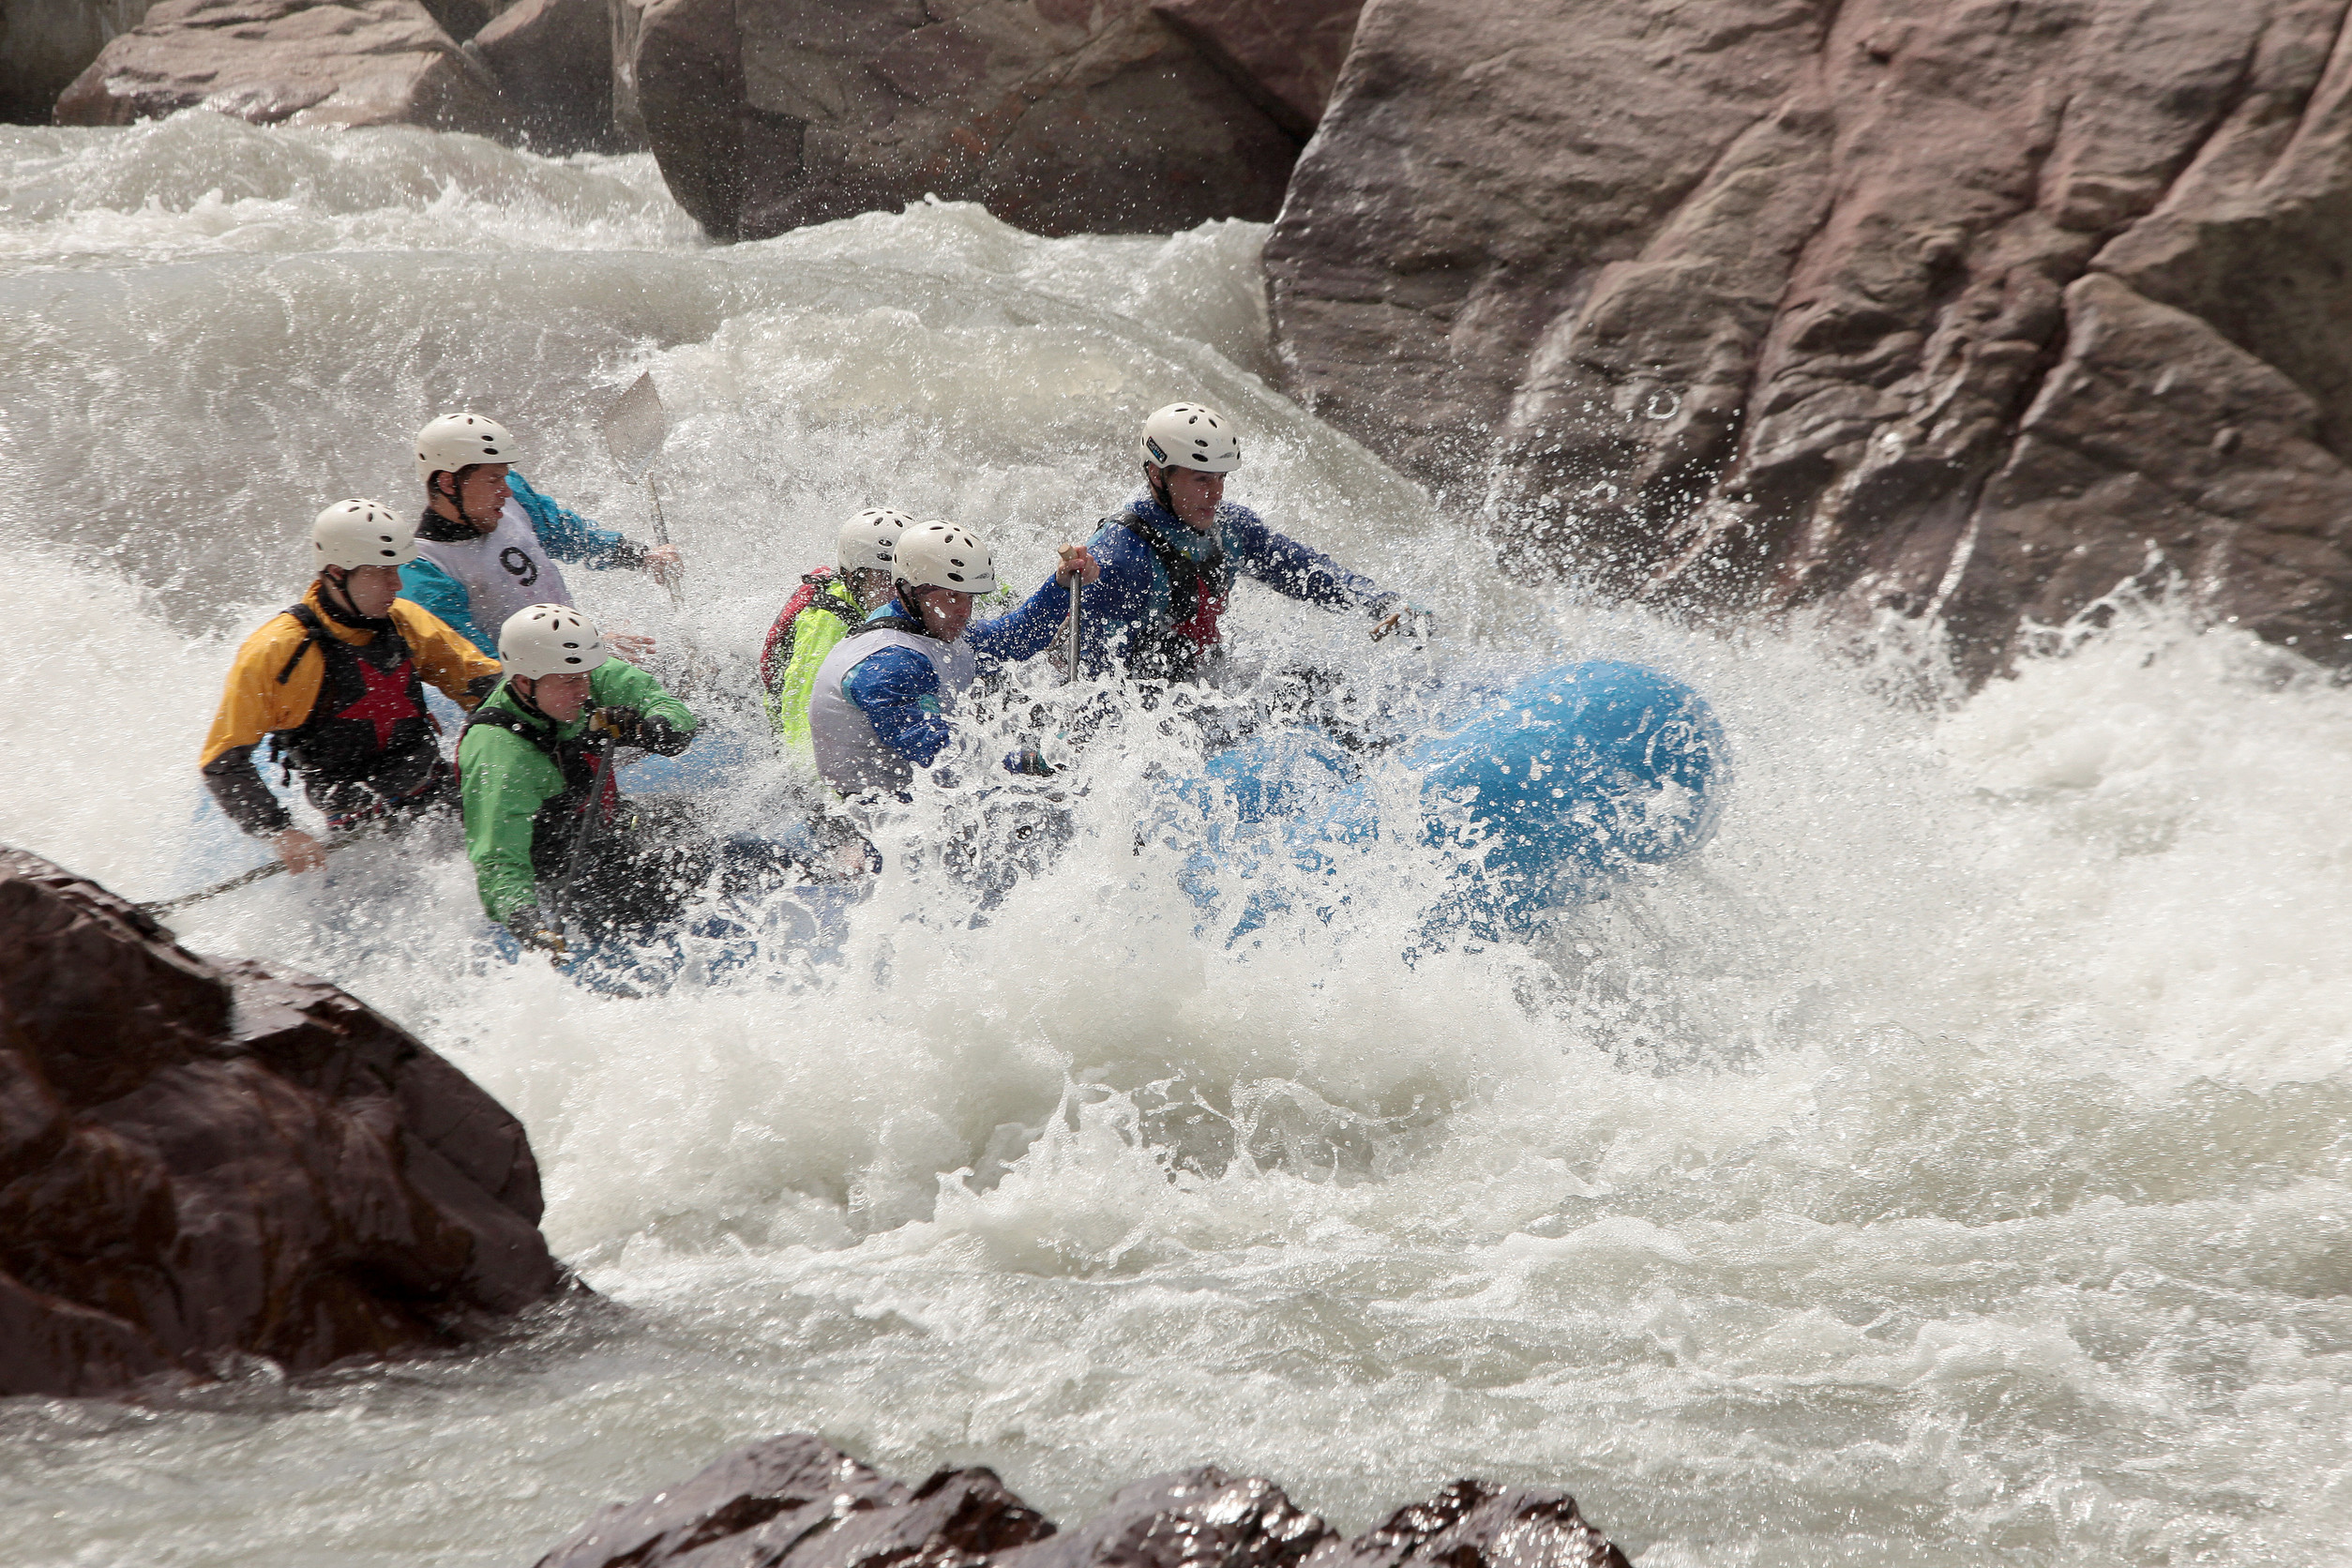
[468,0,613,153]
[1148,0,1364,139]
[1,0,161,124]
[0,846,565,1399]
[53,0,510,135]
[631,0,1333,242]
[1266,0,2352,677]
[533,1435,1629,1568]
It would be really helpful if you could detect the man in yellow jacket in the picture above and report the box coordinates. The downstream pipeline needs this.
[199,500,503,875]
[756,508,912,774]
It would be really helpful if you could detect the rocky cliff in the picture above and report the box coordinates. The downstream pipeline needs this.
[1267,0,2352,677]
[628,0,1360,242]
[0,846,567,1399]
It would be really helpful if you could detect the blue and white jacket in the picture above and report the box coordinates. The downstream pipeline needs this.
[808,581,1070,793]
[400,471,641,655]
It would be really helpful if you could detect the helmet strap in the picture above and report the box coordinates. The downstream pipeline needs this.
[435,466,494,533]
[318,565,356,618]
[1145,462,1173,514]
[315,566,398,635]
[887,587,942,639]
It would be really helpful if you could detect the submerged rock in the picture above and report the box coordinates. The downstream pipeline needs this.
[629,0,1351,242]
[0,846,565,1400]
[53,0,511,136]
[1266,0,2352,679]
[532,1435,1629,1568]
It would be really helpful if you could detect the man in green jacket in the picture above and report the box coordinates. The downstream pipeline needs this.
[757,508,912,774]
[459,602,701,950]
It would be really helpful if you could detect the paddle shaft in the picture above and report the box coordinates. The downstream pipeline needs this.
[139,820,386,918]
[550,735,617,947]
[643,472,686,611]
[1063,576,1081,684]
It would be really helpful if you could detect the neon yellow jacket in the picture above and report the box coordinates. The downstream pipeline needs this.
[763,577,863,774]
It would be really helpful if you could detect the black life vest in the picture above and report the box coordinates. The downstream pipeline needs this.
[1115,505,1234,682]
[460,702,618,874]
[269,603,440,812]
[803,573,865,630]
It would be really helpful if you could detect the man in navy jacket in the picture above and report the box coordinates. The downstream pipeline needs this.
[1059,402,1414,682]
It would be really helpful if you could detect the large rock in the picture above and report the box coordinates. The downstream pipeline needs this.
[1149,0,1364,138]
[1266,0,2352,678]
[0,0,158,124]
[532,1434,1628,1568]
[0,846,565,1399]
[468,0,613,153]
[630,0,1332,242]
[54,0,510,136]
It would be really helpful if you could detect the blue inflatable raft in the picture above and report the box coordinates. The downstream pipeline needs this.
[1166,661,1726,942]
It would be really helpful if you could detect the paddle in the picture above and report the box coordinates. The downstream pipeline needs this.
[1063,574,1082,685]
[548,731,618,952]
[602,371,685,612]
[139,818,390,919]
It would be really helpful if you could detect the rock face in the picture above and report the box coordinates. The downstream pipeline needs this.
[1266,0,2352,678]
[632,0,1357,242]
[534,1434,1629,1568]
[468,0,612,153]
[54,0,510,137]
[0,847,565,1399]
[1,0,159,124]
[1149,0,1364,138]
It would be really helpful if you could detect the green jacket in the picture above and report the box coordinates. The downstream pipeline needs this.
[458,658,699,925]
[765,578,862,774]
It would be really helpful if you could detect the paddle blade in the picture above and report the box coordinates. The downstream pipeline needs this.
[602,371,669,480]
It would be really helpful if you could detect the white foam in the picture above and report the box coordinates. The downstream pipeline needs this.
[1,115,2347,1568]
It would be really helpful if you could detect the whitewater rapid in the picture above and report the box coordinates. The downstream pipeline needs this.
[3,113,2350,1568]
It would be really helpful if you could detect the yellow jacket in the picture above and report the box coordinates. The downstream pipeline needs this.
[200,583,501,768]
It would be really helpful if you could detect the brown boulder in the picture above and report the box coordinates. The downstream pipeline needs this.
[1149,0,1364,138]
[532,1435,1627,1568]
[1301,1479,1630,1568]
[469,0,615,153]
[1,0,163,125]
[1266,0,2352,678]
[54,0,510,136]
[0,846,565,1400]
[630,0,1308,242]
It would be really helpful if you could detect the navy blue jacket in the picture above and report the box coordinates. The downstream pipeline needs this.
[1057,493,1394,675]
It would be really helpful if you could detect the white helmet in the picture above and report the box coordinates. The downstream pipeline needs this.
[838,507,915,577]
[311,499,415,569]
[415,412,515,489]
[498,603,606,679]
[1139,402,1241,473]
[892,520,998,596]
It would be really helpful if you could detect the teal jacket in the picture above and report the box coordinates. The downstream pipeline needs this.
[457,659,698,925]
[400,471,638,654]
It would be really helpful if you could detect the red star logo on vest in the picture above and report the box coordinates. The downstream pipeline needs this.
[337,657,418,749]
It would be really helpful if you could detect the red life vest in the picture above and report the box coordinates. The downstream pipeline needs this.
[1114,506,1235,681]
[1168,572,1229,653]
[759,569,863,692]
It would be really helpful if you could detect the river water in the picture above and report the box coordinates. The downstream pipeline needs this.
[3,113,2349,1568]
